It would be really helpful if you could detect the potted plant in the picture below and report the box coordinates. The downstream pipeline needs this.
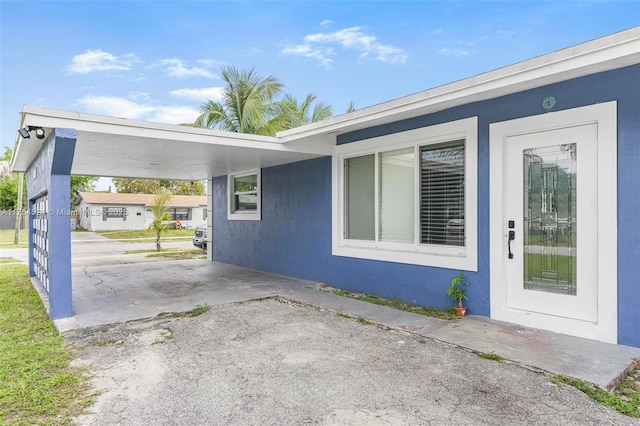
[446,271,470,317]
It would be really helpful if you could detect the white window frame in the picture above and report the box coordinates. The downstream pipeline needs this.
[227,169,261,221]
[332,117,478,270]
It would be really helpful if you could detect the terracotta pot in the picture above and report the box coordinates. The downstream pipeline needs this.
[454,306,467,317]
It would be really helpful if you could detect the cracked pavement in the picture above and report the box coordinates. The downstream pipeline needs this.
[68,298,635,425]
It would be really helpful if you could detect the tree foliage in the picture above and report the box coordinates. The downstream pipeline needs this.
[195,66,333,135]
[148,191,173,251]
[278,93,333,128]
[71,175,98,196]
[0,174,19,210]
[113,178,206,196]
[0,147,22,210]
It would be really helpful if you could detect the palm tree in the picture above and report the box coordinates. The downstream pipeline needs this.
[278,93,333,128]
[148,190,173,251]
[345,101,356,113]
[196,66,335,135]
[195,66,286,136]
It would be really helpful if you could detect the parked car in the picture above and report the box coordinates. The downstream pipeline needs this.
[193,224,207,250]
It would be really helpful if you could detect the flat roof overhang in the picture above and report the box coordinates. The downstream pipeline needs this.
[10,27,639,180]
[11,107,332,181]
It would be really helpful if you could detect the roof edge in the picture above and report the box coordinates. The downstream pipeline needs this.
[278,26,640,141]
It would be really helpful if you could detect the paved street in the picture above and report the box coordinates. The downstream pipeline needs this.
[0,231,196,267]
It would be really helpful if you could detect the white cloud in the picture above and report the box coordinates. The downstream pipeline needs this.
[160,58,214,78]
[281,44,335,69]
[77,95,156,119]
[68,50,138,74]
[150,106,200,124]
[170,87,224,101]
[320,19,333,27]
[76,95,199,125]
[281,26,407,68]
[438,48,473,58]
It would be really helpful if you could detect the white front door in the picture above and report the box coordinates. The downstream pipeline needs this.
[490,103,618,344]
[505,124,597,321]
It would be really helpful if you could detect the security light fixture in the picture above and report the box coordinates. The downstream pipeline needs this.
[18,126,46,140]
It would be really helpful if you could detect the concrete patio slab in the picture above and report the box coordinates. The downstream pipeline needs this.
[63,259,640,391]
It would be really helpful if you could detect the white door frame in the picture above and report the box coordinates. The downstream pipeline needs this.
[489,102,618,344]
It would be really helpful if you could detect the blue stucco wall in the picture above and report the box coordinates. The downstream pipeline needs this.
[213,64,640,347]
[26,128,77,319]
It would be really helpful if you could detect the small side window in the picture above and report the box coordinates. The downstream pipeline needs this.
[228,170,261,221]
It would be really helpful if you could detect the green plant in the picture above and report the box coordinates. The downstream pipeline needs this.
[446,271,470,307]
[147,190,173,251]
[185,304,211,317]
[478,352,504,362]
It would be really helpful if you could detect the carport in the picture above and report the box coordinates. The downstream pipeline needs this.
[9,105,332,320]
[8,105,640,390]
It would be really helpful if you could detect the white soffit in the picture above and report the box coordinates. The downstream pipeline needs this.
[11,107,332,180]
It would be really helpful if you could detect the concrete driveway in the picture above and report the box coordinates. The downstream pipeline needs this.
[68,298,635,425]
[4,231,639,423]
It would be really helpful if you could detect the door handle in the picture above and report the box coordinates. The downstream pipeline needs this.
[508,230,515,259]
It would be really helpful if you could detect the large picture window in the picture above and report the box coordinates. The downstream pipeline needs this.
[333,117,477,270]
[228,170,261,221]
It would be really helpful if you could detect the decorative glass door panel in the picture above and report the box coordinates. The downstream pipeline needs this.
[523,144,577,296]
[505,124,597,322]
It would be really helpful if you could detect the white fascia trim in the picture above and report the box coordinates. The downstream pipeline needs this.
[489,101,617,343]
[332,117,478,271]
[279,26,639,142]
[11,106,333,172]
[227,169,261,221]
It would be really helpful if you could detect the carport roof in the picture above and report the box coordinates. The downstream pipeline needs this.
[10,26,639,181]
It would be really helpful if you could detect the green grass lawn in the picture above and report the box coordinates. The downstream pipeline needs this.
[0,263,93,425]
[0,229,28,248]
[96,228,194,242]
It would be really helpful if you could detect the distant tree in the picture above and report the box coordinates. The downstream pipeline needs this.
[113,178,206,196]
[148,191,173,251]
[1,146,12,161]
[0,174,18,210]
[0,147,23,210]
[70,175,99,201]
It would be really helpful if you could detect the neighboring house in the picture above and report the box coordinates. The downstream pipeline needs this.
[73,192,207,231]
[8,27,640,349]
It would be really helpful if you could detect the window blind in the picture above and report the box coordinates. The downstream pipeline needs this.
[420,141,465,247]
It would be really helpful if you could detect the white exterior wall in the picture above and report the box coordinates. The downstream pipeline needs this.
[76,201,146,231]
[75,201,208,231]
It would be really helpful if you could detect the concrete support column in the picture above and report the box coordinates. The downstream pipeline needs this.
[26,128,77,319]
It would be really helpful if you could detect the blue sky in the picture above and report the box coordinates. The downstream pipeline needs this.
[1,1,638,188]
